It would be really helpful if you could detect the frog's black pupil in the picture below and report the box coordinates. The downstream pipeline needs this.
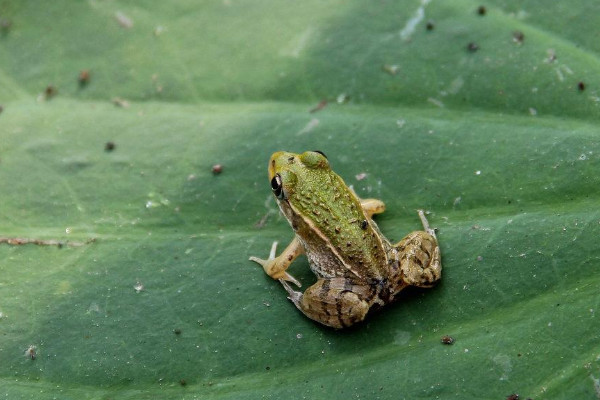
[361,220,368,230]
[313,150,327,159]
[271,174,282,197]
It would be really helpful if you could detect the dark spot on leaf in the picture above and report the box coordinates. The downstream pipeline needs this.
[578,81,585,91]
[477,5,486,15]
[426,20,435,30]
[105,141,116,152]
[212,164,223,174]
[441,335,455,345]
[173,328,182,335]
[512,31,524,44]
[309,99,328,113]
[44,85,57,100]
[467,42,479,52]
[179,379,187,386]
[78,69,90,87]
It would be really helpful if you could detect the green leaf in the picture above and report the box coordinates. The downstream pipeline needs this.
[1,1,599,399]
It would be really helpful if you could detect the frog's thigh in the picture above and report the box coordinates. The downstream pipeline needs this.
[360,198,386,218]
[287,278,371,329]
[395,231,441,288]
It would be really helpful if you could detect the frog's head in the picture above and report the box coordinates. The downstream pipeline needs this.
[268,150,330,202]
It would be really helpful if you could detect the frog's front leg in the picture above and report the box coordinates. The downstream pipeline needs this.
[280,278,373,328]
[360,198,386,218]
[249,237,303,287]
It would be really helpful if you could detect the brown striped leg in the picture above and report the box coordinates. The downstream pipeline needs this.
[249,237,303,287]
[280,278,372,329]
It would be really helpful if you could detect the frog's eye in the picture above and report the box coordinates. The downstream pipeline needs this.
[271,174,285,199]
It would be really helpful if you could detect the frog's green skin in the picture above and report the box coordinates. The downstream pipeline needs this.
[249,151,441,329]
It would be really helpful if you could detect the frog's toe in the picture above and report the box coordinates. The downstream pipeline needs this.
[417,209,436,237]
[283,272,302,288]
[279,279,303,303]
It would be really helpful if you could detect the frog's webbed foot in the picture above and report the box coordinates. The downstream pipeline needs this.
[249,240,302,287]
[281,278,371,329]
[390,210,441,291]
[360,198,386,219]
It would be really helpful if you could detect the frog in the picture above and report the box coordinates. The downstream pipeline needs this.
[249,150,441,328]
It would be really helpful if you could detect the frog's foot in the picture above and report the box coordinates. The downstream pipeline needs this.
[360,198,386,219]
[249,241,302,287]
[280,278,371,329]
[392,227,441,290]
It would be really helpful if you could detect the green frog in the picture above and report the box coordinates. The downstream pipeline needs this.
[249,151,441,328]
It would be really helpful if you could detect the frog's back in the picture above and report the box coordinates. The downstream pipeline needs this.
[287,168,389,282]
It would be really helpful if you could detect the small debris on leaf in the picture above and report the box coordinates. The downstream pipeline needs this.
[425,20,435,31]
[105,141,116,152]
[477,5,487,15]
[211,164,223,175]
[44,85,57,100]
[25,345,37,360]
[78,69,91,86]
[112,97,130,108]
[467,42,479,52]
[134,281,144,293]
[577,81,585,91]
[336,93,350,104]
[506,394,519,400]
[179,379,187,386]
[382,64,399,75]
[441,335,455,345]
[115,11,133,29]
[512,31,524,44]
[309,99,328,113]
[173,328,182,335]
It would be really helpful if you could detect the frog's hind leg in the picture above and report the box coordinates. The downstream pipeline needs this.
[280,278,373,329]
[360,198,386,218]
[391,210,441,290]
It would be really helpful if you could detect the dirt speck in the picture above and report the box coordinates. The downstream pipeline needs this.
[105,141,116,152]
[212,164,223,175]
[512,31,524,44]
[78,69,91,86]
[467,42,479,52]
[477,6,487,15]
[309,99,327,113]
[441,335,455,345]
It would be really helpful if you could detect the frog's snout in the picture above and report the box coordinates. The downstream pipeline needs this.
[268,151,288,180]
